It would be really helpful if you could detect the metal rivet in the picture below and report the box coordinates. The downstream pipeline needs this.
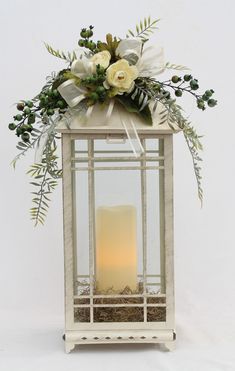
[129,336,134,339]
[93,337,99,340]
[117,336,122,339]
[140,336,146,339]
[105,337,111,340]
[152,336,158,339]
[81,337,87,340]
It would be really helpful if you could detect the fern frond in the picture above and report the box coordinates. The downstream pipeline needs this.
[183,125,203,205]
[28,132,62,226]
[157,98,203,203]
[11,128,43,169]
[126,17,160,42]
[165,62,190,71]
[44,43,77,63]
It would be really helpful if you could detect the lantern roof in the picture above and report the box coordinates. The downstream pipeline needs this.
[56,102,181,135]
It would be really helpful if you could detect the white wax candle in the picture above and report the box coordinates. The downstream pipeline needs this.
[95,205,137,293]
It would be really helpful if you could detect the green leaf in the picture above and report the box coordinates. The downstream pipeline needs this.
[116,95,152,125]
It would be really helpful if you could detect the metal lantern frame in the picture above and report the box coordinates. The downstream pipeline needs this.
[59,125,175,353]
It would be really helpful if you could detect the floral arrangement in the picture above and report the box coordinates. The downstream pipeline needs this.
[8,18,217,225]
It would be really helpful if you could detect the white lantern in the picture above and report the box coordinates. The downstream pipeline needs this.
[57,104,177,353]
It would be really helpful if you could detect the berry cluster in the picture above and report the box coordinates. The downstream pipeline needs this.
[163,74,217,110]
[8,100,36,142]
[81,65,108,103]
[78,25,98,52]
[39,88,67,116]
[8,88,67,143]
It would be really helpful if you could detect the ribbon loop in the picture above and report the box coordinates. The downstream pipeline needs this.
[57,80,86,108]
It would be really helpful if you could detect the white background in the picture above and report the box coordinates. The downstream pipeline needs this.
[0,0,235,370]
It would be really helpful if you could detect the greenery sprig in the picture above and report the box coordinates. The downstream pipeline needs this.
[126,17,160,42]
[28,134,62,226]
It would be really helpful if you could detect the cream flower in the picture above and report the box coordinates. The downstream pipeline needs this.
[90,50,111,69]
[105,59,138,93]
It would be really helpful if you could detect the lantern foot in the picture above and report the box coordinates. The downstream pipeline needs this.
[65,342,75,354]
[163,341,176,351]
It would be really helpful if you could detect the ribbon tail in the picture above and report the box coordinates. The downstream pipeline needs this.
[119,113,144,157]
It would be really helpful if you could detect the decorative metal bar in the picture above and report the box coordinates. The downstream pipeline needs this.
[75,150,160,154]
[71,166,164,172]
[74,303,166,308]
[71,156,164,163]
[140,139,147,323]
[159,139,166,294]
[74,293,166,299]
[77,274,162,278]
[164,135,175,329]
[88,139,95,323]
[71,141,78,293]
[61,134,74,327]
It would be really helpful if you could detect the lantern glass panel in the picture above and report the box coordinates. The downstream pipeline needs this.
[72,137,166,323]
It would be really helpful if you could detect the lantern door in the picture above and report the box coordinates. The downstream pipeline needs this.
[62,132,175,351]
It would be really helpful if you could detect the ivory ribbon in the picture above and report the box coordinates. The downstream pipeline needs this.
[57,79,144,156]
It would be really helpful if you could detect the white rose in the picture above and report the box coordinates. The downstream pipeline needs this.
[105,59,138,93]
[90,50,111,69]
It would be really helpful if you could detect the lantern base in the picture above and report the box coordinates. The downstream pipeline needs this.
[63,329,175,353]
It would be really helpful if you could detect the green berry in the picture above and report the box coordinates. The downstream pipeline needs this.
[90,92,99,101]
[86,29,93,37]
[21,132,30,142]
[207,98,217,107]
[52,89,59,97]
[175,89,182,97]
[28,113,36,124]
[205,89,214,97]
[26,100,33,107]
[78,39,85,47]
[16,127,23,136]
[15,114,23,121]
[171,75,181,83]
[24,107,31,115]
[87,41,92,49]
[80,28,87,38]
[202,94,209,101]
[197,99,205,109]
[47,108,54,116]
[17,102,25,111]
[190,79,199,90]
[90,76,97,84]
[90,42,96,50]
[96,86,105,95]
[20,124,28,132]
[57,100,65,109]
[184,74,192,82]
[97,75,106,83]
[8,123,16,130]
[96,65,105,74]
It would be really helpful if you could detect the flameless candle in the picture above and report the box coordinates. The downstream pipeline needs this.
[96,205,137,293]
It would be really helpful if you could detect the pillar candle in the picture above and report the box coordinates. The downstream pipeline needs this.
[95,205,137,293]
